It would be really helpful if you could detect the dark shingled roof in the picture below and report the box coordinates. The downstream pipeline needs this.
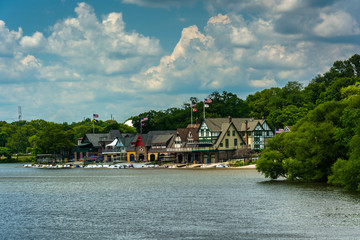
[120,133,137,148]
[129,131,176,147]
[83,130,135,148]
[152,135,173,144]
[205,118,265,132]
[176,128,190,142]
[84,133,108,148]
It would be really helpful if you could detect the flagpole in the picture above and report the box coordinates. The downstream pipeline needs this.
[203,101,205,120]
[93,118,95,133]
[191,100,193,126]
[140,120,142,134]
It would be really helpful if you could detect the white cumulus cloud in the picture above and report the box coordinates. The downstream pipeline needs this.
[20,32,46,49]
[1,1,360,123]
[314,11,360,37]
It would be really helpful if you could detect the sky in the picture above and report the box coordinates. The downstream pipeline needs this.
[1,0,360,123]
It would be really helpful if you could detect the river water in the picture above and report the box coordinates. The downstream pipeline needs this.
[0,164,359,240]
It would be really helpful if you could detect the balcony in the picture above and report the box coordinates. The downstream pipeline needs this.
[102,148,126,154]
[167,147,193,152]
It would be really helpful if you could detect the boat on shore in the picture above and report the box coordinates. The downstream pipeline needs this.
[24,162,255,169]
[26,164,73,169]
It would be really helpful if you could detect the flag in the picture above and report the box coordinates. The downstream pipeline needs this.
[204,98,212,103]
[192,108,197,112]
[204,104,209,108]
[192,103,196,107]
[93,119,98,123]
[93,114,99,118]
[141,117,148,122]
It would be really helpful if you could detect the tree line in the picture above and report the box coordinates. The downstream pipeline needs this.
[256,54,360,191]
[132,55,360,132]
[0,119,136,160]
[1,53,359,185]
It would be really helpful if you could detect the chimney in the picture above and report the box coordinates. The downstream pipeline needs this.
[196,117,199,124]
[262,116,265,120]
[228,116,232,123]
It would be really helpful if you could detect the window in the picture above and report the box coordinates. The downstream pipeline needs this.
[206,129,210,136]
[255,131,262,136]
[201,129,204,136]
[232,130,235,136]
[227,131,230,136]
[220,142,223,147]
[234,138,237,146]
[225,139,229,148]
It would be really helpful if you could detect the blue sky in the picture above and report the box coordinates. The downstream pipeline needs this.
[1,0,360,123]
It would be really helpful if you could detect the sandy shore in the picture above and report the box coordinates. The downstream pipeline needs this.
[237,164,256,169]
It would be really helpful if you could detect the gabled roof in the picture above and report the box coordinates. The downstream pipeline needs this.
[176,126,199,143]
[120,133,137,147]
[204,118,264,133]
[109,130,122,139]
[82,130,124,148]
[152,134,173,145]
[213,122,246,149]
[145,131,175,146]
[83,133,108,148]
[213,122,231,149]
[134,135,145,147]
[188,128,199,141]
[130,131,176,147]
[284,126,292,132]
[253,121,265,131]
[176,128,190,142]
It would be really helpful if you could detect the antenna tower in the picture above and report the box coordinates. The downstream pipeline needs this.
[18,106,22,121]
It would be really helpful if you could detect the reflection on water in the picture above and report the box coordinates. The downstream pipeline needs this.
[0,164,359,239]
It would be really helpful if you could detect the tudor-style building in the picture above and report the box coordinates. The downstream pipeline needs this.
[167,124,200,163]
[195,117,247,163]
[243,118,274,151]
[194,116,275,163]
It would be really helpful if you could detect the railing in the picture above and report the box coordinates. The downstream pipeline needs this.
[167,147,193,152]
[102,148,126,154]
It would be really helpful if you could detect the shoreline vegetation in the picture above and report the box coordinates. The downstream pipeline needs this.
[255,54,360,192]
[1,54,360,191]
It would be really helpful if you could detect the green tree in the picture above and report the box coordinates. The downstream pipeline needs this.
[31,123,75,155]
[256,133,288,179]
[329,135,360,191]
[257,101,348,182]
[5,125,36,153]
[0,147,11,160]
[341,82,360,99]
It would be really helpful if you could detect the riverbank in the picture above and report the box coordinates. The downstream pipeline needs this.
[23,162,257,169]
